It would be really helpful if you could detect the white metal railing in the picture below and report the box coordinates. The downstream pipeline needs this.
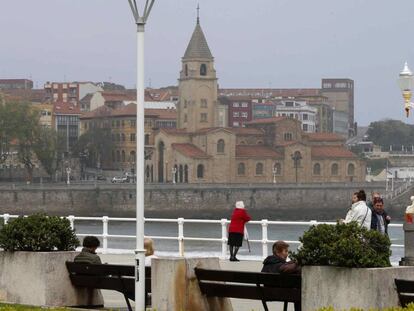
[0,214,404,259]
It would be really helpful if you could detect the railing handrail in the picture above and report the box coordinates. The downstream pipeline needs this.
[0,214,405,258]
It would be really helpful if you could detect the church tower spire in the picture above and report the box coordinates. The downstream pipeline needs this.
[177,12,219,132]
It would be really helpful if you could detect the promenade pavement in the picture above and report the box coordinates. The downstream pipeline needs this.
[100,253,294,311]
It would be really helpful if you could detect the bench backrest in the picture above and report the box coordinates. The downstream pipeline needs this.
[395,279,414,307]
[194,268,301,302]
[66,262,151,295]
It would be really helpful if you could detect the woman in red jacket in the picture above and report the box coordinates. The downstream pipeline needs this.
[228,201,251,261]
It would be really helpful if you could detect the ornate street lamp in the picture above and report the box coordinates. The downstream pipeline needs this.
[66,166,71,185]
[172,166,177,184]
[127,1,155,310]
[398,62,414,117]
[272,166,277,184]
[291,152,302,184]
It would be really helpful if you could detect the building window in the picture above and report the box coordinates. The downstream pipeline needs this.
[131,133,136,142]
[116,150,121,162]
[241,112,248,118]
[241,102,248,108]
[184,100,187,108]
[257,140,263,145]
[184,114,187,122]
[303,124,308,132]
[313,163,321,175]
[303,114,308,120]
[274,163,281,175]
[130,120,136,127]
[197,164,204,178]
[121,133,125,141]
[284,132,293,141]
[233,112,239,117]
[233,122,240,127]
[121,150,126,162]
[238,163,245,175]
[256,163,264,175]
[323,83,332,88]
[200,113,207,122]
[331,163,339,176]
[144,134,149,145]
[217,139,225,153]
[116,120,120,128]
[200,64,207,76]
[121,120,125,127]
[201,99,208,108]
[233,103,239,108]
[185,64,188,76]
[347,163,355,176]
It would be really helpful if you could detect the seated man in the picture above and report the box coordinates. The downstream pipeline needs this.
[261,240,301,274]
[74,236,102,264]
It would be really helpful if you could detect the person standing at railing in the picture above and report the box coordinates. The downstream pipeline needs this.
[228,201,251,262]
[341,190,371,229]
[370,197,391,235]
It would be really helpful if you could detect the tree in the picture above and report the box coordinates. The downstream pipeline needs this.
[73,126,113,169]
[0,102,16,163]
[367,119,414,149]
[33,127,59,177]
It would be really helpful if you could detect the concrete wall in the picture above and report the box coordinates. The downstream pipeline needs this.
[302,266,414,310]
[0,251,103,306]
[0,182,402,220]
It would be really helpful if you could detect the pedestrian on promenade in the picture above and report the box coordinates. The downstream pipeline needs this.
[228,201,251,262]
[74,236,102,264]
[261,241,301,274]
[370,197,391,235]
[367,191,381,210]
[144,237,157,266]
[342,190,372,229]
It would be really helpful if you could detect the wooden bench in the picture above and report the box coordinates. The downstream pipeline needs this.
[194,267,301,311]
[66,262,151,311]
[395,279,414,307]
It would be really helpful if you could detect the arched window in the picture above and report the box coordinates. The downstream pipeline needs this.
[185,64,188,76]
[184,165,189,183]
[121,133,125,142]
[130,151,136,162]
[238,163,245,175]
[256,163,264,175]
[121,150,125,162]
[197,164,204,178]
[347,163,355,176]
[116,150,121,162]
[200,64,207,76]
[239,140,246,145]
[257,141,264,145]
[331,163,339,176]
[174,165,178,183]
[179,165,183,183]
[145,134,150,145]
[313,163,321,175]
[217,139,225,153]
[274,163,281,175]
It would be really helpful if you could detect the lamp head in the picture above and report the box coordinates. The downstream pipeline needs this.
[398,62,414,92]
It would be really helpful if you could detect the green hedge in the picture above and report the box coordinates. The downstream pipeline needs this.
[0,213,79,251]
[290,222,391,268]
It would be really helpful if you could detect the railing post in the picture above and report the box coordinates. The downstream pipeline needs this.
[102,216,109,254]
[310,220,318,226]
[221,218,228,259]
[68,215,75,230]
[178,218,184,257]
[3,213,10,225]
[261,219,268,259]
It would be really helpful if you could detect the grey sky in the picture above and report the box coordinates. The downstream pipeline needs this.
[1,0,414,126]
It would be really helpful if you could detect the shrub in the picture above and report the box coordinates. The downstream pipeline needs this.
[290,222,391,268]
[0,213,80,251]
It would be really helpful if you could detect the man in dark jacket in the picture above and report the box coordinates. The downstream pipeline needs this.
[261,241,301,274]
[370,197,391,235]
[74,236,102,264]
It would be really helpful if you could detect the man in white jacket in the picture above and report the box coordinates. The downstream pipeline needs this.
[343,190,372,230]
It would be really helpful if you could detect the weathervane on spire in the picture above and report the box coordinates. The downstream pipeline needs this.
[197,3,200,24]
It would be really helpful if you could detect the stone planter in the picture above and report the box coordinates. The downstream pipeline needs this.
[0,251,103,307]
[302,265,414,310]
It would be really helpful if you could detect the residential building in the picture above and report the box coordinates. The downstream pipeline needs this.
[274,100,317,133]
[223,96,253,127]
[252,102,274,119]
[53,102,81,155]
[44,82,103,104]
[32,103,53,128]
[333,110,349,138]
[0,79,33,90]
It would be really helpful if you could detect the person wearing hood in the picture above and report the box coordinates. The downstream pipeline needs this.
[261,241,301,274]
[342,190,371,229]
[228,201,251,262]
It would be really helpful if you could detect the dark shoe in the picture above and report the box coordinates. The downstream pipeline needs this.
[233,257,240,262]
[229,257,236,262]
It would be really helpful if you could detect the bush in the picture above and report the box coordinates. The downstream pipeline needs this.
[0,213,80,251]
[290,222,391,268]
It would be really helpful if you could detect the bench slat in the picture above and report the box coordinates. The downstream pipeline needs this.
[395,279,414,293]
[66,262,135,276]
[69,275,135,292]
[198,282,301,302]
[195,268,301,288]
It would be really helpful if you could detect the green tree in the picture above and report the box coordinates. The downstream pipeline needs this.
[367,119,414,148]
[33,127,59,177]
[0,102,16,164]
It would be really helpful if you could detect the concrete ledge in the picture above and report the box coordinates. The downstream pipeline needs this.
[152,257,233,311]
[0,251,103,307]
[302,265,414,310]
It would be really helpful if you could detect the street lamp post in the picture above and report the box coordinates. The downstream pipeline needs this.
[272,167,277,184]
[291,152,302,184]
[66,166,71,185]
[398,62,414,117]
[172,166,177,184]
[127,1,155,310]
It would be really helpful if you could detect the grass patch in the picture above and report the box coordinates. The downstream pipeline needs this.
[0,304,74,311]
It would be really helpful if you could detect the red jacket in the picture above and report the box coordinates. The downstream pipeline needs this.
[228,208,251,233]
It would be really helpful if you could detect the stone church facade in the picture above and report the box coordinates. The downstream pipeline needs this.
[148,18,365,184]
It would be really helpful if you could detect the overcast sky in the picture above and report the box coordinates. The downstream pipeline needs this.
[1,0,414,125]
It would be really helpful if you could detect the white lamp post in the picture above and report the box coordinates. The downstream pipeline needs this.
[66,167,71,185]
[172,167,177,184]
[398,62,414,117]
[127,1,155,310]
[272,167,277,184]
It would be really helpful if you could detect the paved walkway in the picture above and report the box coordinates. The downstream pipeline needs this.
[99,254,293,311]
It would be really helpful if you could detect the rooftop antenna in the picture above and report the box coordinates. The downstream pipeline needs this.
[197,3,200,24]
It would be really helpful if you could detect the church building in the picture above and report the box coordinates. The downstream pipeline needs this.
[148,17,365,184]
